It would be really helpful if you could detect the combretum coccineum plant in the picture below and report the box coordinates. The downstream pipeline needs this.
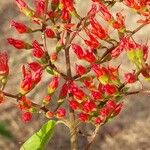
[0,0,150,149]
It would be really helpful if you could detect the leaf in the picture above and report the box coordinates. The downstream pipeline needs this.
[20,120,56,150]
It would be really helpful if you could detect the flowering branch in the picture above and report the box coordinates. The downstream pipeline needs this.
[1,91,49,113]
[0,0,150,149]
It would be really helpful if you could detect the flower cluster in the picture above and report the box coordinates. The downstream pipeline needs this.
[0,0,150,129]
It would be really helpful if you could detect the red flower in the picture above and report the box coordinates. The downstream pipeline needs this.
[83,77,95,90]
[35,0,45,17]
[113,103,123,116]
[72,44,84,59]
[32,40,45,58]
[111,45,124,58]
[99,107,110,117]
[50,52,58,63]
[98,2,113,22]
[123,0,150,16]
[82,100,96,113]
[22,112,32,122]
[46,111,54,118]
[124,72,136,83]
[92,64,108,77]
[106,99,117,110]
[28,62,43,83]
[56,108,66,118]
[89,18,108,39]
[43,95,51,105]
[75,64,86,76]
[47,11,57,19]
[15,0,34,17]
[91,90,102,100]
[61,9,70,21]
[59,82,68,99]
[102,84,117,95]
[15,0,27,9]
[69,100,79,110]
[113,12,125,30]
[18,96,32,110]
[48,77,59,94]
[7,38,31,49]
[84,29,100,50]
[69,84,86,100]
[94,117,103,124]
[83,50,96,63]
[78,113,89,122]
[60,0,75,12]
[20,62,43,94]
[45,28,55,38]
[11,20,30,33]
[0,51,9,75]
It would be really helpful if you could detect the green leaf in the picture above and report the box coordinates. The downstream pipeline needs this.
[20,120,56,150]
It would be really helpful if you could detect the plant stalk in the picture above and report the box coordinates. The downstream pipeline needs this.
[64,28,78,150]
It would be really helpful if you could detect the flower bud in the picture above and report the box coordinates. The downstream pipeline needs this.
[113,103,123,116]
[15,0,34,18]
[69,99,79,110]
[91,90,102,100]
[99,107,110,117]
[69,84,86,101]
[124,73,136,83]
[94,117,103,124]
[35,0,45,17]
[7,38,32,49]
[83,50,96,63]
[0,51,9,76]
[61,9,70,21]
[75,64,86,76]
[103,84,117,95]
[20,63,43,95]
[50,52,57,63]
[106,99,117,110]
[58,83,68,100]
[92,65,109,84]
[16,0,27,9]
[46,111,54,119]
[11,20,31,34]
[82,100,96,113]
[48,77,59,95]
[84,32,100,50]
[78,113,89,122]
[45,28,55,38]
[98,2,113,22]
[18,96,32,110]
[72,44,84,59]
[56,108,66,118]
[32,40,45,58]
[22,112,32,122]
[43,95,51,105]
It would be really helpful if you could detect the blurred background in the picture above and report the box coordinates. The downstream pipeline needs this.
[0,0,150,150]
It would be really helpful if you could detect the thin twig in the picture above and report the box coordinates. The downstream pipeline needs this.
[2,91,49,113]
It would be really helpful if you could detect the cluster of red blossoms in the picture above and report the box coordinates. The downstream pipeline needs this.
[0,0,150,125]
